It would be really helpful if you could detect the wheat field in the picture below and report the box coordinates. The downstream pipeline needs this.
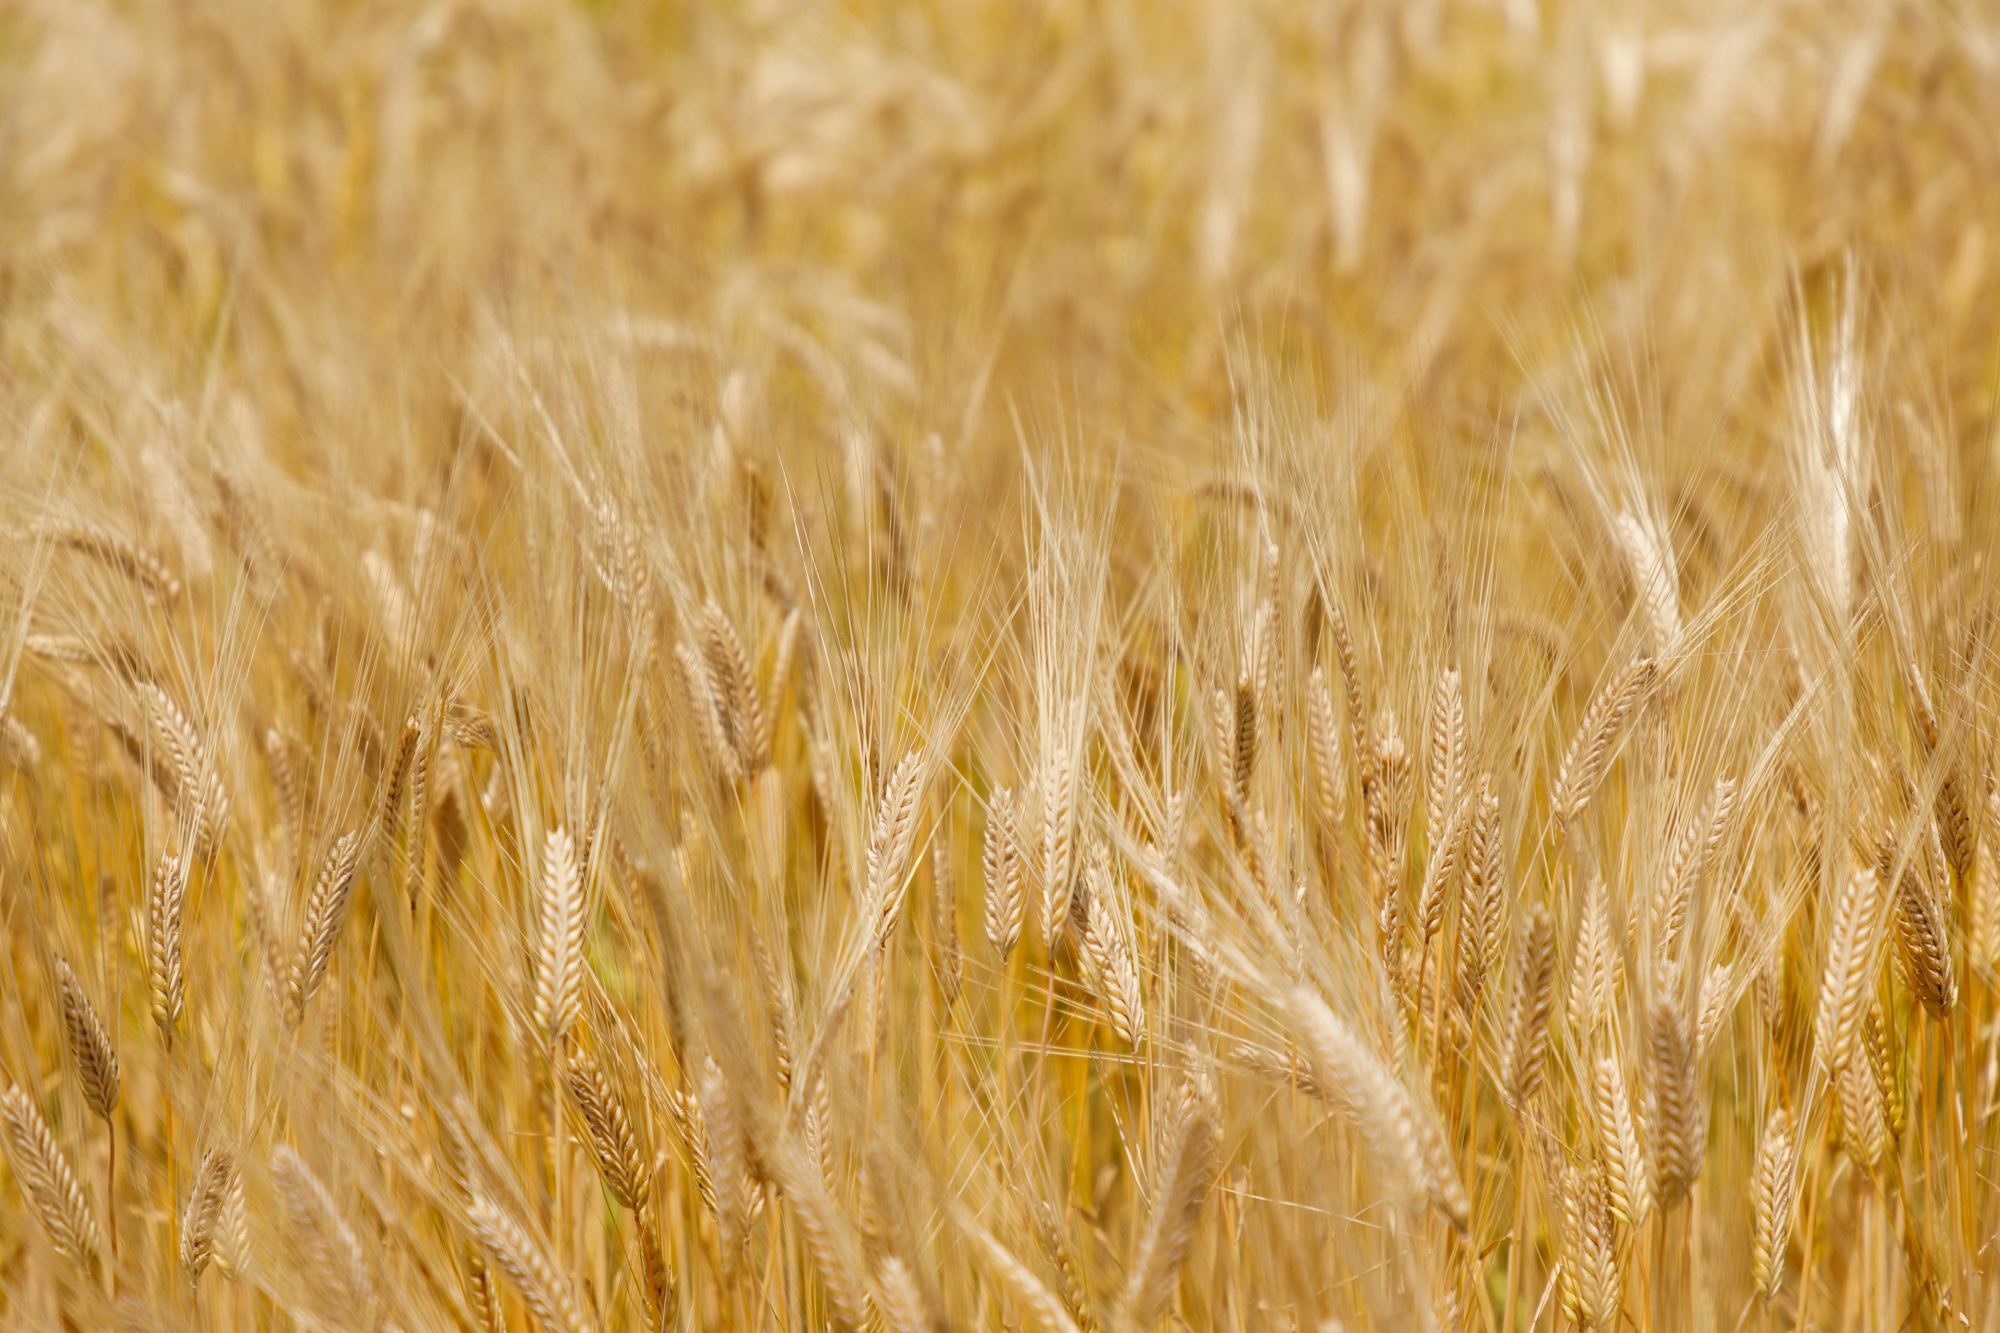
[2,1,1998,1329]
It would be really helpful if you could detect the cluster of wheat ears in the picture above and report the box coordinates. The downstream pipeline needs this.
[4,1,2000,1331]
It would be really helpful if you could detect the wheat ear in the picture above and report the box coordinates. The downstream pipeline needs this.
[866,751,927,944]
[1077,849,1144,1048]
[1812,865,1884,1073]
[1751,1104,1796,1302]
[1424,667,1465,851]
[563,1046,650,1214]
[273,1145,378,1319]
[1645,973,1704,1210]
[532,826,584,1048]
[1122,1088,1219,1328]
[148,848,190,1034]
[954,1206,1083,1333]
[1550,655,1656,833]
[180,1145,233,1279]
[1500,904,1557,1109]
[0,1083,99,1264]
[54,958,119,1120]
[286,830,362,1027]
[1455,776,1506,1018]
[467,1192,590,1333]
[40,517,182,602]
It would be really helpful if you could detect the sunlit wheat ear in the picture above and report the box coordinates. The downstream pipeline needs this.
[1413,789,1468,956]
[1973,782,2000,969]
[1122,1085,1219,1328]
[1550,655,1656,836]
[286,830,362,1027]
[1455,776,1506,1018]
[213,1160,251,1279]
[1813,865,1884,1074]
[375,712,420,841]
[1860,1004,1907,1140]
[1835,1050,1891,1169]
[1042,697,1085,948]
[1500,904,1557,1109]
[955,1206,1083,1333]
[1305,667,1345,828]
[1655,777,1737,961]
[468,1193,590,1333]
[180,1145,233,1280]
[1321,593,1370,791]
[1365,707,1411,973]
[1882,830,1957,1017]
[1612,508,1681,656]
[1568,874,1615,1037]
[1077,847,1143,1048]
[932,833,963,1008]
[0,1083,98,1265]
[1031,1201,1098,1333]
[701,600,766,772]
[866,751,926,943]
[762,1132,867,1333]
[53,958,118,1120]
[750,927,795,1091]
[37,516,182,602]
[983,787,1025,962]
[532,826,584,1049]
[1591,1051,1650,1226]
[148,847,190,1034]
[264,726,309,859]
[273,1146,379,1323]
[1906,663,1974,883]
[1645,970,1704,1211]
[676,639,742,784]
[699,1055,750,1271]
[563,1045,651,1214]
[132,680,230,855]
[1231,674,1258,813]
[1752,1104,1797,1302]
[1423,667,1464,849]
[1558,1162,1620,1332]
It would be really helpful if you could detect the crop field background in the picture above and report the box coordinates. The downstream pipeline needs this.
[2,1,1999,1329]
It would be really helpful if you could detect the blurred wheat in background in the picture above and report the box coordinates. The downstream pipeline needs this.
[1,0,1998,1328]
